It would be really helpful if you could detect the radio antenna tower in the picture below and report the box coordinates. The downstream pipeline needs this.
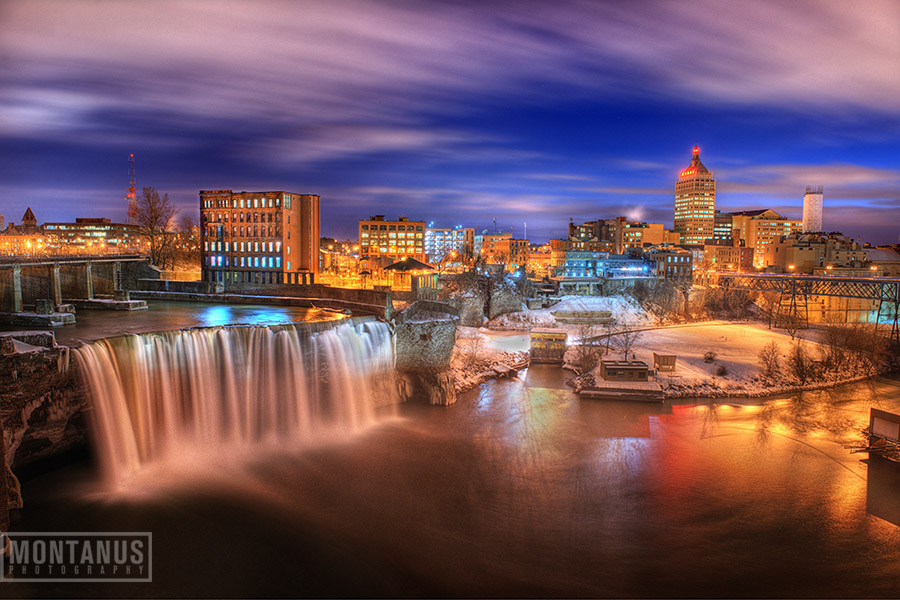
[126,153,138,225]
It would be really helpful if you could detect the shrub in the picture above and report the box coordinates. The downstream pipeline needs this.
[758,341,780,377]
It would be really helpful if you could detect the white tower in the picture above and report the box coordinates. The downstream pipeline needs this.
[802,185,823,233]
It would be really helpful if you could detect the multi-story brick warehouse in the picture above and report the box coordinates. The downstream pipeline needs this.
[200,190,320,285]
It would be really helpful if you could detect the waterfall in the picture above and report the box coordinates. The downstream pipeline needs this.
[73,319,398,485]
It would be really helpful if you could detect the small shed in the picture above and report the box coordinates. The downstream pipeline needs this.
[653,353,677,372]
[600,360,650,381]
[870,408,900,443]
[530,328,568,363]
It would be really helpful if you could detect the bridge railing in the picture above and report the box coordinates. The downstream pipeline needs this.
[0,254,149,266]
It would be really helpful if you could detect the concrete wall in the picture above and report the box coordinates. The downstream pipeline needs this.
[91,261,117,296]
[0,268,23,312]
[59,263,92,299]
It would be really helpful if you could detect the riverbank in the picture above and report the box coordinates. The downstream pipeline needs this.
[463,320,894,400]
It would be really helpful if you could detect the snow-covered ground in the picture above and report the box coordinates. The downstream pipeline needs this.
[620,322,820,390]
[449,326,529,392]
[488,294,653,330]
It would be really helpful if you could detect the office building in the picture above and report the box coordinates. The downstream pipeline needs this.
[42,218,141,253]
[730,209,803,266]
[359,215,426,272]
[674,146,716,245]
[424,226,475,263]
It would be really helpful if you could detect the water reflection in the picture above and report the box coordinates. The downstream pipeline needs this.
[32,300,341,345]
[12,367,900,597]
[195,304,321,327]
[865,457,900,527]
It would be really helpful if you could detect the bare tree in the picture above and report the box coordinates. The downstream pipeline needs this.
[135,186,177,267]
[174,214,201,269]
[758,341,780,378]
[777,309,805,341]
[573,322,601,375]
[756,291,780,328]
[457,330,484,365]
[788,341,813,384]
[610,324,642,361]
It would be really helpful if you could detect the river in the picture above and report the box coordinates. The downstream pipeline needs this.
[5,317,900,598]
[0,300,341,346]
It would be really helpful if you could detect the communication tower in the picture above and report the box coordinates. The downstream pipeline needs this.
[126,153,137,224]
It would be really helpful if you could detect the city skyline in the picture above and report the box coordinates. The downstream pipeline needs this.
[1,0,898,245]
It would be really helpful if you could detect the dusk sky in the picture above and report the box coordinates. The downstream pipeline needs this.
[1,0,898,244]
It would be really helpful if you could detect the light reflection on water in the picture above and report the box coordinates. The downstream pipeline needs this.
[37,300,341,345]
[15,366,900,597]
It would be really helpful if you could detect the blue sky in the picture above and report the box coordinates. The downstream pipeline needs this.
[1,0,898,244]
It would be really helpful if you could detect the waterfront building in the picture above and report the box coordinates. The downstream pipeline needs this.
[674,146,716,245]
[200,190,320,285]
[802,185,824,233]
[359,215,426,273]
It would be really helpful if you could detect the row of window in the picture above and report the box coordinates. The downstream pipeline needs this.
[361,232,423,239]
[206,255,286,269]
[204,212,282,224]
[205,241,285,253]
[360,246,423,254]
[205,225,285,240]
[360,224,423,232]
[203,196,289,209]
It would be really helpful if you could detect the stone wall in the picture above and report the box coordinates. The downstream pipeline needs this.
[444,293,486,327]
[119,259,161,290]
[489,280,525,319]
[393,301,459,405]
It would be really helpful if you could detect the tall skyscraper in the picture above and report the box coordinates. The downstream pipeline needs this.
[674,146,716,245]
[802,185,824,233]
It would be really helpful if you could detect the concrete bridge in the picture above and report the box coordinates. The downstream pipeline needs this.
[0,255,157,320]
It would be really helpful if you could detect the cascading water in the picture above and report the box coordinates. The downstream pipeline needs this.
[73,319,398,486]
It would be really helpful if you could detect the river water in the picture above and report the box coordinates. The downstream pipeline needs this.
[0,300,340,346]
[6,319,900,597]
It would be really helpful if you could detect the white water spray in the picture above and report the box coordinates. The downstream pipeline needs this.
[73,320,398,486]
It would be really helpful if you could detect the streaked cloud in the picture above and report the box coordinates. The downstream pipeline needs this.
[0,1,897,244]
